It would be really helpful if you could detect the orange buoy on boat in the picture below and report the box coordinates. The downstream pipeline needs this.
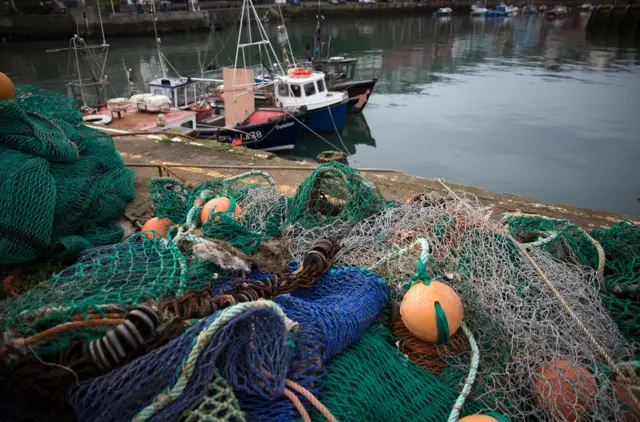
[200,197,242,225]
[399,280,463,344]
[458,415,500,422]
[141,217,173,239]
[0,72,15,101]
[533,360,598,422]
[287,68,312,77]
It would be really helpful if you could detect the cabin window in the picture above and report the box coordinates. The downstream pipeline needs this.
[304,82,316,96]
[317,79,325,93]
[277,83,289,97]
[290,84,302,98]
[348,64,356,80]
[176,87,186,107]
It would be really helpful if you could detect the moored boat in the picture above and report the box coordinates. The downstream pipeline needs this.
[471,3,489,16]
[546,5,568,20]
[274,68,349,132]
[309,15,377,114]
[310,56,377,114]
[434,7,453,17]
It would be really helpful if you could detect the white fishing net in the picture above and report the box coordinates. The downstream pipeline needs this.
[285,192,635,421]
[236,186,288,235]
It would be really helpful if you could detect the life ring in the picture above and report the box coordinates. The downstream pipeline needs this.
[287,68,312,77]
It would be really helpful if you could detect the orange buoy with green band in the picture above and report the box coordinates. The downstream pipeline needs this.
[200,196,242,225]
[399,258,463,343]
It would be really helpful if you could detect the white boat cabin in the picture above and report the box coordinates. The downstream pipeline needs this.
[274,69,346,111]
[148,77,199,109]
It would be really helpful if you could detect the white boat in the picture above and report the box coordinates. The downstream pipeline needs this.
[505,5,519,15]
[273,69,349,132]
[434,7,453,17]
[471,3,489,16]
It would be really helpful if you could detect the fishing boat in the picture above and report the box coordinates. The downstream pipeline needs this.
[197,107,305,152]
[434,7,453,17]
[273,68,348,132]
[546,5,568,20]
[486,4,509,17]
[309,15,378,114]
[147,75,305,152]
[505,5,519,15]
[471,3,489,16]
[236,3,348,134]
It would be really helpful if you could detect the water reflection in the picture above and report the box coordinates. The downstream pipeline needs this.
[1,15,639,214]
[291,114,376,160]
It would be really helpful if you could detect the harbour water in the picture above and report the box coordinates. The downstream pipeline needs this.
[2,14,639,215]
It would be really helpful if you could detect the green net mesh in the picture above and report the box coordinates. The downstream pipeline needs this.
[178,371,247,422]
[503,213,600,272]
[0,86,135,267]
[286,162,397,228]
[314,325,485,421]
[151,171,287,255]
[0,234,213,356]
[591,221,640,344]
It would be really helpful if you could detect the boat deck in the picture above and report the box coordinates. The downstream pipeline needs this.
[94,106,197,132]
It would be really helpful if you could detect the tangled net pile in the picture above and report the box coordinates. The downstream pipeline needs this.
[0,86,135,267]
[1,140,639,422]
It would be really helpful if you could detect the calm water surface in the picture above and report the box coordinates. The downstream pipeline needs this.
[2,15,640,215]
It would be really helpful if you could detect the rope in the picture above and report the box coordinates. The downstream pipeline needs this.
[434,178,640,410]
[285,378,338,422]
[0,319,124,358]
[327,103,349,156]
[132,301,297,421]
[284,388,311,422]
[447,322,479,422]
[284,110,350,155]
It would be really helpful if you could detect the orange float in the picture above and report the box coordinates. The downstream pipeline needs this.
[533,360,598,422]
[616,383,640,422]
[0,72,15,101]
[200,197,242,225]
[399,280,463,343]
[458,415,500,422]
[141,217,173,239]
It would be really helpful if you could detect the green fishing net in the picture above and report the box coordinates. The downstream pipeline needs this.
[286,162,397,228]
[150,172,287,255]
[0,86,135,267]
[0,234,212,356]
[503,213,600,272]
[178,371,246,422]
[591,221,640,344]
[313,325,485,421]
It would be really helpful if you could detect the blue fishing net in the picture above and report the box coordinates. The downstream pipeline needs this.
[67,306,291,422]
[234,266,389,421]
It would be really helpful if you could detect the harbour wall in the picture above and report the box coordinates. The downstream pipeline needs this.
[0,1,621,42]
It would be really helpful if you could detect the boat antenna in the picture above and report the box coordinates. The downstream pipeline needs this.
[95,2,107,46]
